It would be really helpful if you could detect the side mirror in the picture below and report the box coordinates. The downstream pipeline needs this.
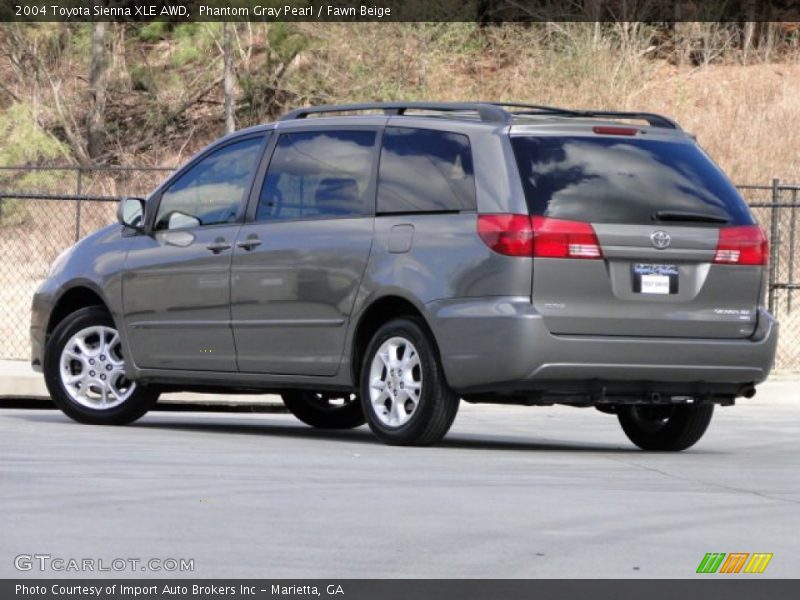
[117,197,146,231]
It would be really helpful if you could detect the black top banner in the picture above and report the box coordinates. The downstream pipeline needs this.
[3,0,800,22]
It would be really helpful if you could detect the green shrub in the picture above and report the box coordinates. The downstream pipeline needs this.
[0,103,68,165]
[0,199,29,227]
[138,22,168,43]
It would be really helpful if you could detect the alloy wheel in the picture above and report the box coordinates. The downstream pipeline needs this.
[368,336,422,428]
[59,325,134,409]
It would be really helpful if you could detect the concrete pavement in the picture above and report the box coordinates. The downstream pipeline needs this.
[1,380,798,578]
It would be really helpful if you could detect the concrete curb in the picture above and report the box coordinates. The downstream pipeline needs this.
[0,359,284,407]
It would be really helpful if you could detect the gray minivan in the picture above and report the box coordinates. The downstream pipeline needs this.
[31,102,778,450]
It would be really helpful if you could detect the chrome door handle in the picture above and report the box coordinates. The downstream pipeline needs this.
[206,239,232,254]
[236,238,262,251]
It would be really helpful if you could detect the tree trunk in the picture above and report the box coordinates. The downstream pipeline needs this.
[87,21,108,160]
[742,22,755,64]
[223,22,235,135]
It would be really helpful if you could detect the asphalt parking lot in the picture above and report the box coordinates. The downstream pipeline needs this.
[1,380,798,579]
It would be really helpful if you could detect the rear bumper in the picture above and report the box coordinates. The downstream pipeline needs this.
[426,296,778,394]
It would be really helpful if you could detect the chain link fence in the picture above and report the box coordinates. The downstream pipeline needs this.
[1,166,799,370]
[0,166,173,361]
[738,181,800,370]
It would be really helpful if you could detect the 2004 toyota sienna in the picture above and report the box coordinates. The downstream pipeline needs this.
[31,102,778,450]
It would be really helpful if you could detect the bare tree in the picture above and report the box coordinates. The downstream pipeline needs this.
[87,21,109,160]
[223,22,235,135]
[742,21,755,64]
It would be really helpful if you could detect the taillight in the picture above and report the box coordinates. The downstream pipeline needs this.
[477,214,602,259]
[477,214,533,256]
[713,225,769,266]
[531,216,602,259]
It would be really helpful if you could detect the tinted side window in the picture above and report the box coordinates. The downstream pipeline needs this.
[256,130,377,222]
[155,136,264,230]
[511,136,754,226]
[377,127,476,214]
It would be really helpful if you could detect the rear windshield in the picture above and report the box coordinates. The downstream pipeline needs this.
[511,136,754,226]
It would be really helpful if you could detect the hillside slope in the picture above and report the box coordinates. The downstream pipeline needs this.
[0,22,797,183]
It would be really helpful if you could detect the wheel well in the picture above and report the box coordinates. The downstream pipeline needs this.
[47,287,109,337]
[351,296,433,384]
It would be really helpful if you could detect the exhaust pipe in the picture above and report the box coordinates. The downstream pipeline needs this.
[741,386,757,399]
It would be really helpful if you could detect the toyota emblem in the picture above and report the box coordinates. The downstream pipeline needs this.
[650,231,671,249]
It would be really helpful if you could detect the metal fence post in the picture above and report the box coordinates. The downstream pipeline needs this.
[788,188,798,313]
[75,168,83,242]
[768,178,781,314]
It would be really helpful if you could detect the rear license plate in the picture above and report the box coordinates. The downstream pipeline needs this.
[633,263,678,295]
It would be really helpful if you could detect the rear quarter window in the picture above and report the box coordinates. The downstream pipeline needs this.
[511,135,754,226]
[377,127,476,214]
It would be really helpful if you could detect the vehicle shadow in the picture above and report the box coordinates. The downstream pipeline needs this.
[136,418,652,453]
[4,409,725,454]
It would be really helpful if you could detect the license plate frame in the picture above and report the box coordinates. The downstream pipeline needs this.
[632,263,679,295]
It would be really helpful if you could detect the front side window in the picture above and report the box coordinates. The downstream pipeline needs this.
[256,130,377,222]
[377,127,476,214]
[155,136,264,230]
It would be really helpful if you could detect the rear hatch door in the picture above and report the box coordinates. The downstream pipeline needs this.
[511,129,766,339]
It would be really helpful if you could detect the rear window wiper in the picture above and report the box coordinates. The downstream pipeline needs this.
[652,210,729,224]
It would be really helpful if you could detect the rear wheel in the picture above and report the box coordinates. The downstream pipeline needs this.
[44,306,159,425]
[360,318,459,446]
[617,404,714,451]
[281,391,365,429]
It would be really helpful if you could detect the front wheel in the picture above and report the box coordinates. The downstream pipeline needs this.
[617,404,714,451]
[281,391,365,429]
[44,306,159,425]
[360,317,459,446]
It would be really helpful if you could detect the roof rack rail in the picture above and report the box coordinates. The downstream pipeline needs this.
[279,101,681,130]
[570,110,680,130]
[279,102,511,124]
[487,101,579,114]
[487,102,680,129]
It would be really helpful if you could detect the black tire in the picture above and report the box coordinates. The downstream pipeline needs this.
[44,306,159,425]
[359,317,459,446]
[617,404,714,451]
[281,391,365,429]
